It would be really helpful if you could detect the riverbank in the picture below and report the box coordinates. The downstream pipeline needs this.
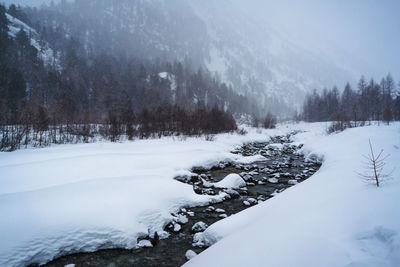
[43,133,321,266]
[0,123,319,266]
[186,123,400,267]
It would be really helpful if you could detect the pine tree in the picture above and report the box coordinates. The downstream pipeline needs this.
[383,106,393,125]
[0,4,9,63]
[7,4,18,18]
[7,69,26,121]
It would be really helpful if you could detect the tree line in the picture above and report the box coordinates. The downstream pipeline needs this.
[0,104,237,151]
[302,74,400,125]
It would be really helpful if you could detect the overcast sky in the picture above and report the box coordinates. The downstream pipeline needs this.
[234,0,400,81]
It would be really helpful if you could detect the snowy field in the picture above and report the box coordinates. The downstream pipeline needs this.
[0,123,304,266]
[0,122,399,267]
[186,123,400,267]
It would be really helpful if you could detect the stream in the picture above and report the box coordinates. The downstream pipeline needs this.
[39,133,321,267]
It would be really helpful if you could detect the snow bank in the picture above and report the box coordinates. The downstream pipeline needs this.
[0,123,310,266]
[213,174,246,189]
[185,123,400,267]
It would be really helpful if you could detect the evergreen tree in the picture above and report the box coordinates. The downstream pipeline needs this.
[7,69,26,120]
[0,4,9,63]
[383,106,393,125]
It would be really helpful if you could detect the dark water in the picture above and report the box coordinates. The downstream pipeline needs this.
[39,133,321,267]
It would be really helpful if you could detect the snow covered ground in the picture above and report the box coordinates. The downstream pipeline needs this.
[0,124,304,267]
[185,123,400,267]
[1,122,398,267]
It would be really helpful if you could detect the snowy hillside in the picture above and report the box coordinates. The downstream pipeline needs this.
[6,13,59,68]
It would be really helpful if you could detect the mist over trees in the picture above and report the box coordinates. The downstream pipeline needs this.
[0,3,251,150]
[302,74,400,124]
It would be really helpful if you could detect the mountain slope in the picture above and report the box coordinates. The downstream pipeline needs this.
[6,13,58,68]
[19,0,356,115]
[189,1,354,108]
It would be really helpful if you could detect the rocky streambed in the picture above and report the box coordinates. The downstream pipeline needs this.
[40,133,321,267]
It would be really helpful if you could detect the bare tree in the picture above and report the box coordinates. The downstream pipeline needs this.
[263,112,277,129]
[359,139,391,187]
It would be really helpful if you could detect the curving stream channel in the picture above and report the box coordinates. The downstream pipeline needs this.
[39,133,321,267]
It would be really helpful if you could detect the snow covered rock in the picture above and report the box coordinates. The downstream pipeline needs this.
[156,231,169,240]
[192,222,208,233]
[257,195,266,201]
[137,240,153,248]
[268,178,279,184]
[213,174,246,189]
[243,201,251,206]
[288,180,298,185]
[215,208,225,213]
[242,174,254,182]
[185,250,197,260]
[219,214,228,219]
[205,206,215,212]
[223,188,240,199]
[201,179,214,188]
[267,143,284,150]
[174,223,182,232]
[177,214,189,224]
[246,198,258,205]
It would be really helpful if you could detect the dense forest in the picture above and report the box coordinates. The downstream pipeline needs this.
[0,3,256,151]
[302,74,400,126]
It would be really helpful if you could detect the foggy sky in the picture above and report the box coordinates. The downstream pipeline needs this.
[234,0,400,81]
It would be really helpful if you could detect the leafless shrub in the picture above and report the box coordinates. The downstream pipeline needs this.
[236,128,248,136]
[263,112,277,129]
[358,139,392,187]
[205,134,215,141]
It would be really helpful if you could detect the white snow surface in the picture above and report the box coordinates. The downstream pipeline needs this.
[185,123,400,267]
[0,124,303,267]
[213,174,246,189]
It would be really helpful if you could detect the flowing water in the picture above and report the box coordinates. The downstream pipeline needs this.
[39,133,321,267]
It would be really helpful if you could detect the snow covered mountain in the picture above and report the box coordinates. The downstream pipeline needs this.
[188,1,355,109]
[5,0,357,114]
